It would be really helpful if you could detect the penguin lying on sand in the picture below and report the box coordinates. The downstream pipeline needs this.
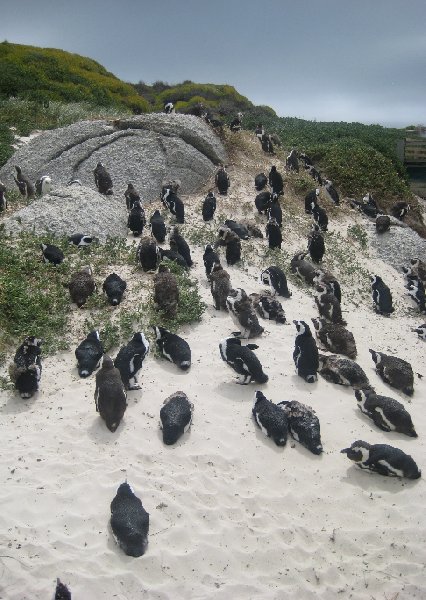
[259,266,292,298]
[293,321,319,383]
[371,275,394,316]
[110,482,149,557]
[68,266,96,307]
[9,336,42,399]
[41,243,64,266]
[250,292,286,324]
[54,578,71,600]
[290,252,317,285]
[103,273,127,306]
[68,233,95,247]
[114,332,149,390]
[154,265,179,317]
[311,318,357,358]
[149,210,167,243]
[278,400,323,454]
[160,247,188,269]
[224,219,250,240]
[219,338,268,384]
[226,288,264,339]
[75,330,104,377]
[318,354,369,388]
[341,441,421,479]
[252,391,287,446]
[369,349,414,396]
[95,355,127,432]
[160,391,194,445]
[355,388,417,437]
[153,326,191,370]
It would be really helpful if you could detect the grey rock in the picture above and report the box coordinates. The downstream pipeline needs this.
[369,222,426,271]
[0,114,227,203]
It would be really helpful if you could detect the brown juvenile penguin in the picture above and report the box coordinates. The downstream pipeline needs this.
[210,263,231,310]
[68,266,96,307]
[95,355,127,432]
[311,318,357,358]
[154,265,179,317]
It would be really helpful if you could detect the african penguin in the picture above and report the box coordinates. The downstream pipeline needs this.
[153,326,191,370]
[290,252,317,285]
[299,153,313,167]
[161,185,185,223]
[110,482,149,557]
[391,201,410,221]
[313,270,341,304]
[370,275,394,316]
[103,273,127,306]
[35,175,52,196]
[160,247,188,269]
[278,400,323,454]
[226,288,264,339]
[315,283,345,325]
[54,578,72,600]
[169,226,193,267]
[68,266,96,307]
[250,292,286,324]
[354,388,417,437]
[255,191,272,215]
[224,219,250,240]
[219,337,268,384]
[210,263,231,310]
[410,258,426,284]
[293,321,319,383]
[412,323,426,340]
[341,440,421,479]
[164,101,175,114]
[305,189,319,214]
[268,166,284,196]
[312,204,328,232]
[0,181,7,211]
[124,183,141,210]
[376,214,391,234]
[215,165,230,195]
[318,354,369,388]
[266,217,282,249]
[254,172,268,191]
[229,112,243,132]
[41,243,64,266]
[68,233,95,247]
[13,165,35,198]
[127,200,146,236]
[160,391,194,445]
[114,332,150,390]
[202,191,217,221]
[286,149,299,172]
[369,349,414,397]
[252,391,288,446]
[259,266,292,298]
[267,194,282,227]
[136,237,160,272]
[324,180,340,205]
[311,318,357,359]
[255,124,265,141]
[203,244,221,279]
[75,330,104,378]
[217,226,241,266]
[9,336,42,399]
[154,265,179,317]
[308,223,325,263]
[261,133,274,154]
[93,162,113,195]
[95,355,127,432]
[149,210,167,243]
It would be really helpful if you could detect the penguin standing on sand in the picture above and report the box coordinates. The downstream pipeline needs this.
[255,191,272,215]
[318,354,369,388]
[219,338,268,384]
[369,349,414,396]
[153,326,191,370]
[164,101,175,114]
[161,184,185,223]
[127,200,146,236]
[308,223,325,263]
[312,203,328,231]
[278,400,323,454]
[259,266,292,298]
[149,210,167,243]
[371,275,394,316]
[286,150,299,172]
[315,283,345,324]
[103,273,127,306]
[252,391,288,446]
[266,217,282,249]
[341,441,421,479]
[217,226,241,266]
[305,189,319,214]
[313,270,341,303]
[13,165,35,198]
[93,162,113,195]
[137,237,160,272]
[210,263,231,310]
[226,288,264,339]
[324,180,340,205]
[267,194,282,227]
[293,320,319,383]
[114,332,150,390]
[75,330,104,377]
[41,243,64,266]
[169,226,193,267]
[68,266,96,307]
[268,166,284,196]
[249,292,286,324]
[35,175,52,196]
[154,265,179,318]
[9,336,42,399]
[54,578,72,600]
[215,165,230,195]
[0,181,7,211]
[203,244,221,279]
[254,172,268,191]
[376,214,391,233]
[160,391,194,445]
[124,183,141,210]
[354,388,417,437]
[202,191,216,221]
[95,355,127,432]
[110,482,149,557]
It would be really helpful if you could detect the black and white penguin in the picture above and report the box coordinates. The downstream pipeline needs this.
[93,162,113,195]
[67,178,82,186]
[261,133,274,154]
[290,252,317,285]
[68,266,96,307]
[311,318,357,359]
[278,400,323,454]
[114,332,150,390]
[161,184,185,223]
[252,391,288,446]
[215,165,230,195]
[160,247,188,269]
[103,273,127,306]
[254,172,268,191]
[110,482,149,557]
[305,189,319,214]
[250,292,286,324]
[391,201,410,220]
[229,112,243,132]
[266,217,282,249]
[255,191,272,215]
[324,180,340,205]
[376,214,391,234]
[245,223,264,238]
[318,354,369,388]
[203,244,221,279]
[95,355,127,432]
[124,183,141,211]
[40,243,64,266]
[154,264,179,317]
[54,578,72,600]
[341,440,421,479]
[210,263,231,310]
[305,165,323,185]
[13,165,35,198]
[9,336,42,399]
[149,210,167,243]
[226,288,264,339]
[255,124,265,141]
[68,233,95,247]
[127,199,146,236]
[293,320,319,383]
[315,283,345,325]
[313,270,341,304]
[160,391,193,445]
[202,191,216,221]
[164,101,175,114]
[355,388,417,437]
[169,226,193,267]
[369,349,414,396]
[406,276,426,313]
[75,330,104,377]
[35,175,52,196]
[259,266,292,298]
[267,194,282,227]
[308,223,325,263]
[225,219,250,240]
[136,237,160,272]
[217,226,241,266]
[153,326,191,370]
[299,153,313,167]
[371,275,394,316]
[410,258,426,284]
[0,181,7,211]
[268,166,284,196]
[286,149,299,172]
[219,338,268,384]
[412,323,426,340]
[312,203,328,232]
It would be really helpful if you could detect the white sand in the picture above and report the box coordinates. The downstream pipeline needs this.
[1,136,426,600]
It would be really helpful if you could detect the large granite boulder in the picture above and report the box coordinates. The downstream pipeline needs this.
[0,114,227,202]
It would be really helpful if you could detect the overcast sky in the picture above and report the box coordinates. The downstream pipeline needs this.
[1,0,425,127]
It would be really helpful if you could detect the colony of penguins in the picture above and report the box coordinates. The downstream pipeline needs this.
[2,116,424,597]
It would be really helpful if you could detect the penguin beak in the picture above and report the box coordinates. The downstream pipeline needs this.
[340,448,350,454]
